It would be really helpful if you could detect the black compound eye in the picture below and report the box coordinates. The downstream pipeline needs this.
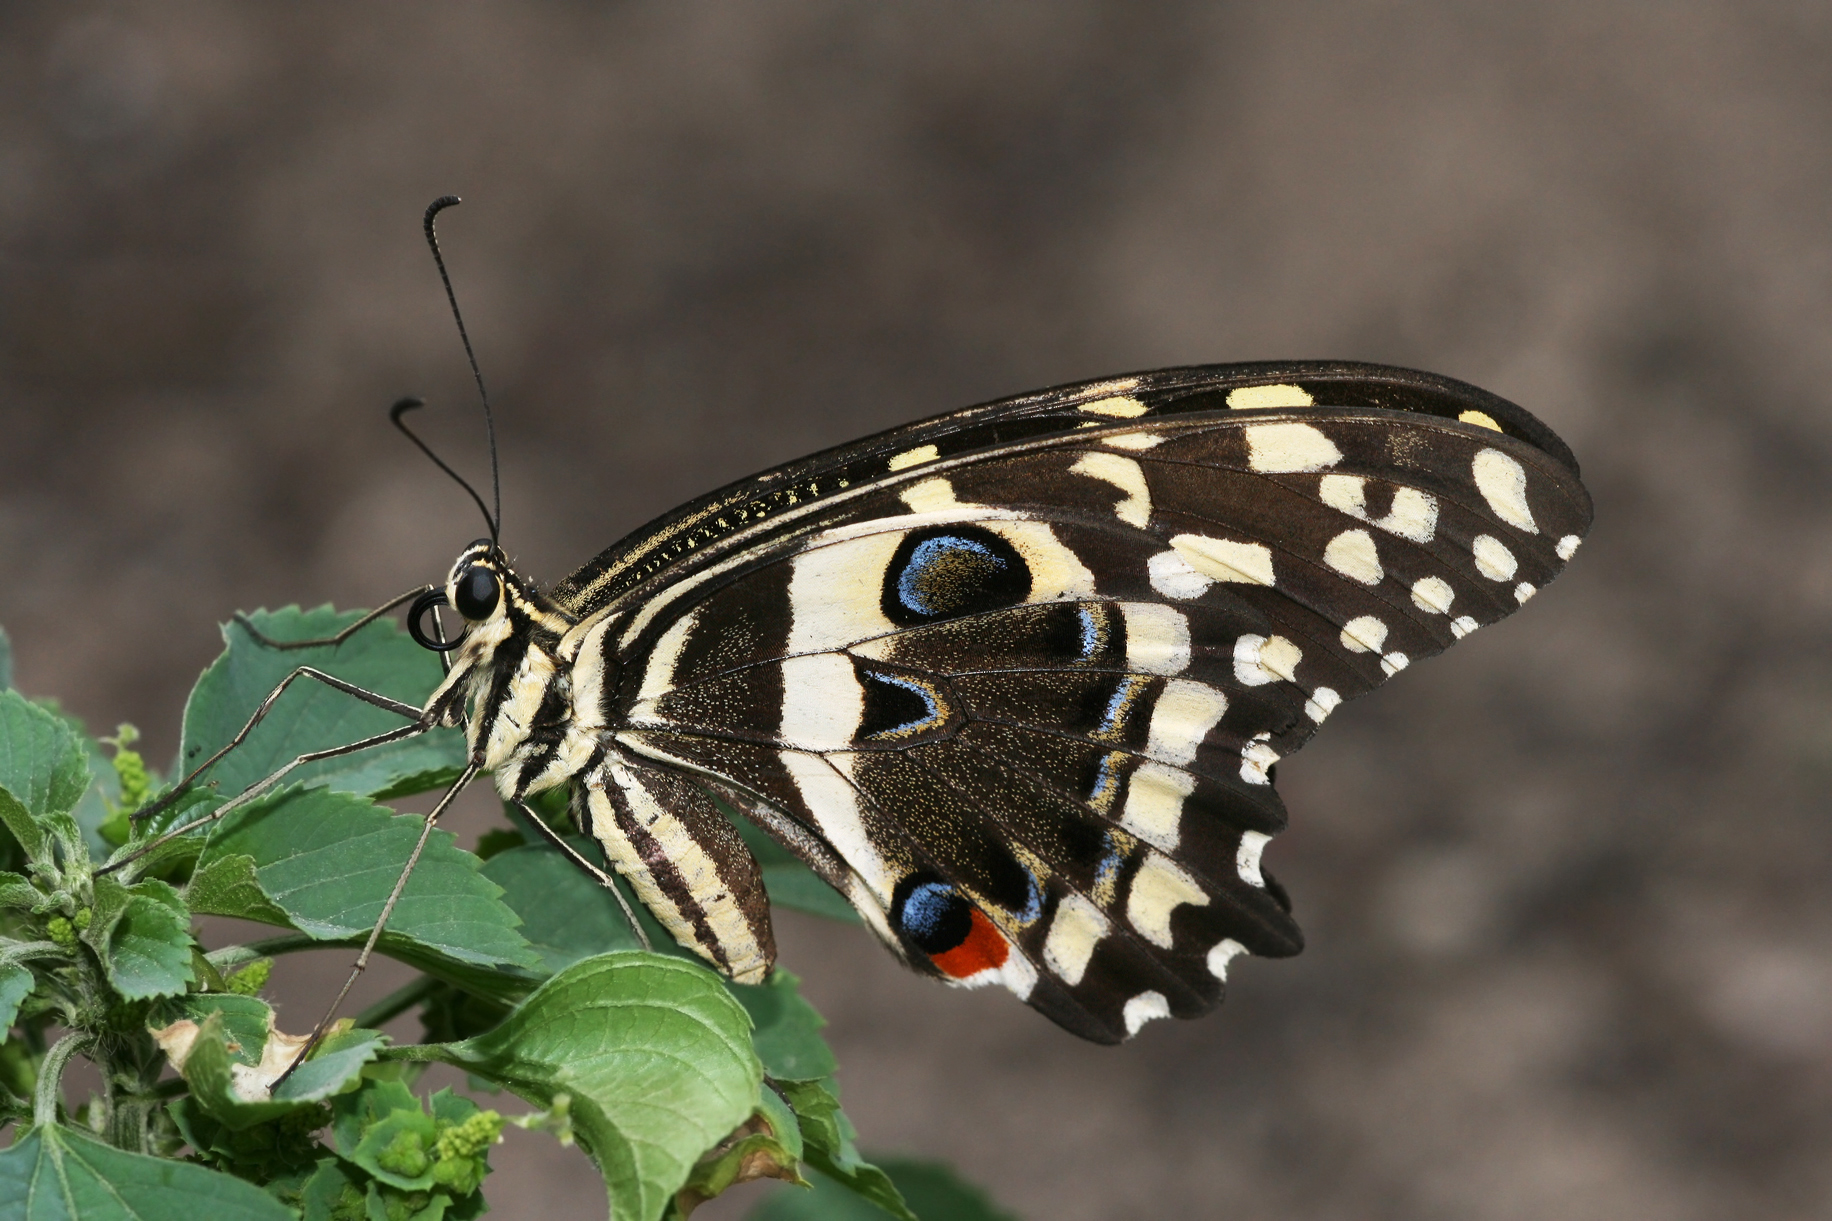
[453,565,501,620]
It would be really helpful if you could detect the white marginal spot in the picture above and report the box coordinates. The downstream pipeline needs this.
[1240,734,1279,786]
[1244,422,1342,472]
[1233,634,1303,686]
[1323,528,1383,586]
[1227,383,1315,410]
[1380,652,1410,676]
[1459,410,1503,432]
[1450,615,1479,639]
[1556,534,1582,561]
[1410,576,1455,615]
[1514,582,1537,604]
[1148,549,1212,599]
[636,609,698,701]
[1170,533,1276,586]
[1126,855,1209,949]
[1070,451,1152,528]
[1043,895,1109,987]
[779,654,864,748]
[1104,431,1164,450]
[1472,448,1538,533]
[1122,603,1192,675]
[1121,761,1194,852]
[1082,395,1148,418]
[1304,687,1341,723]
[900,476,963,514]
[1236,830,1270,887]
[1208,939,1248,982]
[1144,680,1229,767]
[1340,615,1389,653]
[886,444,939,472]
[1472,534,1518,582]
[1122,990,1173,1036]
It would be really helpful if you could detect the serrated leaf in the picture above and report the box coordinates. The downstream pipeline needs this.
[778,1079,915,1221]
[184,852,296,928]
[195,785,539,972]
[0,962,31,1029]
[85,876,195,1000]
[0,692,90,865]
[436,953,762,1221]
[729,970,837,1083]
[0,1122,294,1221]
[0,872,39,911]
[481,840,645,974]
[179,605,465,805]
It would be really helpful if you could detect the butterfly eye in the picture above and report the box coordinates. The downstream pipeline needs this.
[454,565,501,620]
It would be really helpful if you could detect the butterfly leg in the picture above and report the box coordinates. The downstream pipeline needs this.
[273,763,480,1088]
[510,799,652,951]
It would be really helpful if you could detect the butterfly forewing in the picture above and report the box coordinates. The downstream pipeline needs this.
[551,363,1591,1041]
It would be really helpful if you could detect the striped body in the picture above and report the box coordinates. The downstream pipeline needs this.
[421,362,1592,1040]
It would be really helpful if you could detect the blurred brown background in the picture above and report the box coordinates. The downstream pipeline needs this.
[4,3,1831,1217]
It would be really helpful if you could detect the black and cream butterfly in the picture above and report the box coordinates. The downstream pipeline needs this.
[139,356,1592,1047]
[422,359,1593,1041]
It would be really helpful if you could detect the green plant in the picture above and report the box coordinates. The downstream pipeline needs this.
[0,615,1011,1220]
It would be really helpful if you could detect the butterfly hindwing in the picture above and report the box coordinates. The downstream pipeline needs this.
[553,363,1591,1040]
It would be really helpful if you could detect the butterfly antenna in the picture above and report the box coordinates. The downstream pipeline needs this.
[390,397,496,535]
[423,195,501,545]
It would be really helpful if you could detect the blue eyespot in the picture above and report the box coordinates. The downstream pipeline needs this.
[880,525,1031,625]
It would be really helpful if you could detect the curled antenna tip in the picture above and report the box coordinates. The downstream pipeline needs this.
[390,396,426,422]
[424,195,462,234]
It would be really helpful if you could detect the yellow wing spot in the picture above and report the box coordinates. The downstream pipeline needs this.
[1459,410,1503,432]
[1227,383,1314,410]
[887,444,939,472]
[1082,395,1149,418]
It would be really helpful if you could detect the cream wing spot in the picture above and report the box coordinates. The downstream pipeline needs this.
[1170,534,1276,586]
[900,477,963,513]
[1104,431,1164,450]
[1233,634,1302,686]
[1323,529,1383,586]
[1450,615,1479,639]
[1126,856,1209,949]
[1240,733,1278,786]
[1472,534,1518,581]
[1122,763,1194,851]
[1122,603,1192,675]
[1410,576,1455,614]
[1244,422,1342,473]
[1069,451,1152,528]
[779,654,865,748]
[1227,383,1314,410]
[788,534,901,652]
[1082,395,1148,417]
[1380,652,1410,676]
[1459,410,1503,431]
[1144,680,1229,767]
[1318,473,1367,515]
[886,444,939,472]
[1147,549,1212,599]
[1472,448,1538,533]
[1236,830,1270,887]
[1340,615,1389,653]
[1043,895,1109,987]
[1380,487,1440,543]
[1515,582,1537,604]
[1122,991,1172,1036]
[1557,534,1582,560]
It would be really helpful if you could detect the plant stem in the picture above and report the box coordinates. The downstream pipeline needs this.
[34,1031,92,1128]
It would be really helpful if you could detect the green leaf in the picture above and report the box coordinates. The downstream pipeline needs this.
[0,692,90,866]
[746,1157,1017,1221]
[84,876,195,1000]
[777,1079,915,1221]
[437,952,762,1221]
[171,993,276,1065]
[480,840,645,974]
[184,852,296,928]
[194,785,539,973]
[0,1122,294,1221]
[678,1091,806,1213]
[728,808,859,926]
[161,1010,384,1130]
[0,962,32,1029]
[179,605,465,806]
[0,872,39,911]
[729,969,837,1083]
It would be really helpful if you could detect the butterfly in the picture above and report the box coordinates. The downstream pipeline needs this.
[379,358,1589,1044]
[122,204,1591,1053]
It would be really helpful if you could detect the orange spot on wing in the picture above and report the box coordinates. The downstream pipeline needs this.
[930,907,1010,979]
